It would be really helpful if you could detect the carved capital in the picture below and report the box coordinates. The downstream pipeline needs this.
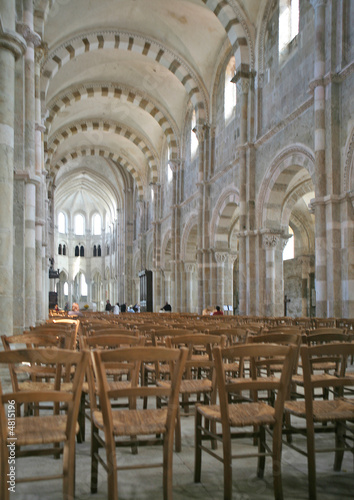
[168,160,180,173]
[16,22,41,47]
[184,262,196,273]
[310,0,327,9]
[215,252,228,265]
[228,253,238,266]
[236,78,250,95]
[262,233,280,249]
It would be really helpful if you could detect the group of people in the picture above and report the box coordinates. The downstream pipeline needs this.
[105,300,140,314]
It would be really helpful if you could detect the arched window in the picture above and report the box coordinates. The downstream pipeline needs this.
[224,56,236,122]
[98,245,101,257]
[80,245,84,257]
[283,227,294,261]
[58,212,66,233]
[191,109,198,158]
[64,282,68,295]
[63,244,66,256]
[279,0,299,53]
[93,245,97,257]
[58,244,62,255]
[92,213,101,235]
[167,147,173,183]
[74,214,85,235]
[75,245,79,257]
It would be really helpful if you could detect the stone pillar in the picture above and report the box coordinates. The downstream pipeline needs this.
[341,193,354,317]
[194,124,205,314]
[262,232,281,317]
[310,0,327,317]
[215,252,227,308]
[236,77,250,315]
[299,255,311,317]
[0,3,26,336]
[184,262,196,313]
[226,253,237,312]
[17,1,41,327]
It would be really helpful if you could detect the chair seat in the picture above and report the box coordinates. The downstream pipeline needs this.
[292,373,339,385]
[92,408,168,436]
[197,402,276,427]
[14,415,79,446]
[284,399,354,421]
[18,381,73,392]
[158,378,212,394]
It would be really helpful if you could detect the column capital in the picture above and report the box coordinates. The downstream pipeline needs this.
[235,77,250,95]
[168,160,181,173]
[215,252,228,264]
[310,0,327,9]
[184,262,196,273]
[0,18,26,59]
[16,22,41,47]
[262,232,281,249]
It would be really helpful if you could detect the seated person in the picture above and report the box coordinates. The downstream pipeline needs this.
[212,305,223,316]
[160,301,172,312]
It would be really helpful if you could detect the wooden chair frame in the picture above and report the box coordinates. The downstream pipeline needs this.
[0,348,89,500]
[194,343,297,500]
[90,346,188,500]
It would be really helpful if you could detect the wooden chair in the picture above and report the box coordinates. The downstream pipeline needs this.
[79,333,145,441]
[163,333,227,452]
[90,346,188,499]
[0,348,89,500]
[194,343,297,500]
[283,342,354,500]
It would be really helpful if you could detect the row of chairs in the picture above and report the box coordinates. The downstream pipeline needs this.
[1,320,353,499]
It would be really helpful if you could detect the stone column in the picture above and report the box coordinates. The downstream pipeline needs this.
[226,253,237,312]
[215,252,227,308]
[18,1,41,327]
[310,0,327,317]
[262,232,281,317]
[341,193,354,317]
[163,271,171,307]
[299,255,311,317]
[236,77,250,315]
[0,3,26,336]
[184,262,196,313]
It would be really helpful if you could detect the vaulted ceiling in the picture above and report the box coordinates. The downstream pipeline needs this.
[34,0,265,216]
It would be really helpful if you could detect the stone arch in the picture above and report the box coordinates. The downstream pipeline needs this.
[257,144,315,229]
[160,230,172,271]
[180,213,198,262]
[210,187,240,250]
[50,146,145,198]
[46,119,159,182]
[41,29,209,124]
[344,127,354,192]
[201,0,254,72]
[45,83,180,161]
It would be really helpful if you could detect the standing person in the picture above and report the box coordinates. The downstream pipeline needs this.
[112,303,120,315]
[105,300,112,313]
[212,305,223,316]
[120,303,126,313]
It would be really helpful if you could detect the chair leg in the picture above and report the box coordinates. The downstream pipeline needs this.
[175,405,182,453]
[222,426,232,500]
[77,391,86,443]
[163,433,174,500]
[334,421,345,471]
[91,422,99,493]
[0,441,10,500]
[194,410,202,483]
[62,440,76,500]
[272,422,284,500]
[257,425,266,479]
[306,421,317,500]
[106,439,118,500]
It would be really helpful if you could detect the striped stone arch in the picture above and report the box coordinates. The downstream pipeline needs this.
[257,144,315,229]
[45,119,159,183]
[41,30,209,124]
[50,146,145,198]
[180,212,198,262]
[280,179,314,228]
[210,187,240,249]
[343,127,354,192]
[160,229,172,270]
[45,83,180,161]
[201,0,253,72]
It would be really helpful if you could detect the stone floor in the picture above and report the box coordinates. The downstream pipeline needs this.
[1,367,353,499]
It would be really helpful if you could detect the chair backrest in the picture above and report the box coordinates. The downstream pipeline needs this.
[0,348,89,426]
[248,332,302,374]
[300,342,354,398]
[212,343,297,419]
[92,346,188,428]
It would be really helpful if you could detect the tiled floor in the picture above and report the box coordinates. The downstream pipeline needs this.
[1,367,353,500]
